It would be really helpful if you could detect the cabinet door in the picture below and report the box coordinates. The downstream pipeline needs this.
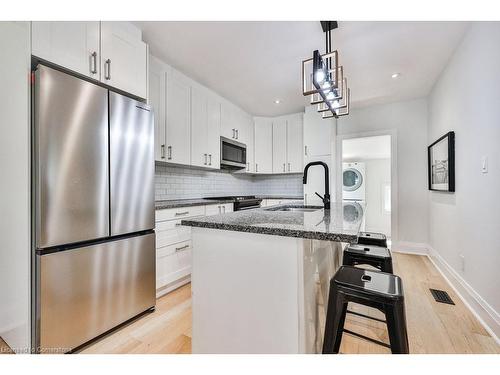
[303,107,333,158]
[191,86,208,168]
[32,21,100,80]
[272,118,287,174]
[207,96,221,169]
[149,56,166,162]
[286,114,304,173]
[100,22,147,98]
[243,116,255,173]
[166,70,191,165]
[254,118,273,174]
[220,104,235,140]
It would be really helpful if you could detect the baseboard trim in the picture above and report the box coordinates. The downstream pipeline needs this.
[391,241,429,256]
[156,275,191,299]
[426,246,500,345]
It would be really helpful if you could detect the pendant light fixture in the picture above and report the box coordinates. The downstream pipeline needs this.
[302,21,350,118]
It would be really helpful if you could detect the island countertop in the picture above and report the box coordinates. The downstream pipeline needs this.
[181,202,363,243]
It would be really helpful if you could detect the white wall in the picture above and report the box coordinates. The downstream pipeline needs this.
[428,23,500,326]
[337,98,429,245]
[0,22,31,352]
[363,158,391,236]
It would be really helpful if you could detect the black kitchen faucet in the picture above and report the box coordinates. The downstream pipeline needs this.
[303,161,331,209]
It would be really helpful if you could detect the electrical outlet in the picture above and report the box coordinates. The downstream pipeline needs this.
[481,156,488,173]
[459,254,465,272]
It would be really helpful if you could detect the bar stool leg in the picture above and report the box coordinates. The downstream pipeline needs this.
[384,257,394,274]
[385,301,409,354]
[322,284,348,354]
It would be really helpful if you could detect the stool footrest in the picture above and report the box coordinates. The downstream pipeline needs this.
[347,309,387,323]
[343,329,391,349]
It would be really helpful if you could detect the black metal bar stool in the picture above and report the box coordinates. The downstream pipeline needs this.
[343,243,393,273]
[357,231,388,248]
[323,266,409,354]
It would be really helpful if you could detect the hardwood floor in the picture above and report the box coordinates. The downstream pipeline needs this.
[79,253,499,354]
[0,337,14,354]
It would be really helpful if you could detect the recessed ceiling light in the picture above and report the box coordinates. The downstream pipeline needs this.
[391,73,401,79]
[274,99,281,104]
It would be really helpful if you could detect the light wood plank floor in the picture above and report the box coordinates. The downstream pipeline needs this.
[0,337,14,354]
[77,253,498,354]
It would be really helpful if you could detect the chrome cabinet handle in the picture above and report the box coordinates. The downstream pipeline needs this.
[305,145,308,156]
[247,162,249,171]
[283,163,285,172]
[288,163,291,172]
[235,129,239,139]
[175,244,190,252]
[218,205,221,214]
[90,51,97,74]
[175,211,189,216]
[167,146,172,160]
[232,129,235,138]
[105,59,111,80]
[255,163,258,172]
[223,206,226,213]
[161,144,166,159]
[204,153,207,165]
[209,154,212,165]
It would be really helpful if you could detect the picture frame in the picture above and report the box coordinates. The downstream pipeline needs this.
[428,131,455,192]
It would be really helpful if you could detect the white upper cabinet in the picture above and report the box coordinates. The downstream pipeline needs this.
[254,117,273,174]
[166,69,191,165]
[149,56,166,162]
[100,22,148,99]
[303,106,333,159]
[206,96,221,169]
[32,22,100,80]
[32,21,148,99]
[286,113,304,173]
[272,118,287,174]
[220,104,235,140]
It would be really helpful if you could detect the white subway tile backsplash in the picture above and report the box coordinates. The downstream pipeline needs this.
[154,163,303,200]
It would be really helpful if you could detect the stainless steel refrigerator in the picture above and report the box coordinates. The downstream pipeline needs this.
[32,65,156,353]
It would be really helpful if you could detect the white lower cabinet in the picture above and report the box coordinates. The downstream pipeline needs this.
[155,203,233,297]
[262,198,303,207]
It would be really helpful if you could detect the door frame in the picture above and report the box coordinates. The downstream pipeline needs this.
[335,129,398,245]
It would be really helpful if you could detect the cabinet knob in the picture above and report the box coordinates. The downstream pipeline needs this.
[204,153,207,165]
[209,154,212,165]
[161,144,166,159]
[167,146,172,160]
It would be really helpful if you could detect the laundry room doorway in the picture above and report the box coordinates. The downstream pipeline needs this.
[336,132,397,247]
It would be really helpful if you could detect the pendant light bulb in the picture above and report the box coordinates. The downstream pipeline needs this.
[326,91,335,101]
[315,70,325,84]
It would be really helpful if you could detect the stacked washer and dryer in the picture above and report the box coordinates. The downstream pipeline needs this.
[342,162,366,231]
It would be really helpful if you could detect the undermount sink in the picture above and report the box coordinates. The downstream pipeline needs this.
[265,206,322,213]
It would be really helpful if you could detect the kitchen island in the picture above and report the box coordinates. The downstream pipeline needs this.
[182,203,364,354]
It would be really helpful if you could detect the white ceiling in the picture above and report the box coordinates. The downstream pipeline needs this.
[343,135,391,161]
[136,21,468,117]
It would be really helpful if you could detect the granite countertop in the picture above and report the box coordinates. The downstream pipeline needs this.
[181,202,363,242]
[155,195,304,210]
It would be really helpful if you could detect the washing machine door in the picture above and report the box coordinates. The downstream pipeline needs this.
[343,168,363,192]
[343,201,363,223]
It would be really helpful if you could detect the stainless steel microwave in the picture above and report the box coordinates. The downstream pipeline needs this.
[220,136,247,169]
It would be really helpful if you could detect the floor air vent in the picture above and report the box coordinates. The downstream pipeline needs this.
[429,288,455,305]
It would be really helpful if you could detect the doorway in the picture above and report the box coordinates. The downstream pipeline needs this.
[337,133,396,245]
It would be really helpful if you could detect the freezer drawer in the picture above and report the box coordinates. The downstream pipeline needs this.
[109,91,155,236]
[34,65,109,248]
[37,233,155,352]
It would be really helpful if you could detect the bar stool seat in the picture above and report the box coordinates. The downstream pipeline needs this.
[323,266,409,354]
[343,244,393,273]
[357,231,388,248]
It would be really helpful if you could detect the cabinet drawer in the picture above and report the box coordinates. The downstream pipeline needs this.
[155,219,192,248]
[156,240,192,289]
[155,205,205,222]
